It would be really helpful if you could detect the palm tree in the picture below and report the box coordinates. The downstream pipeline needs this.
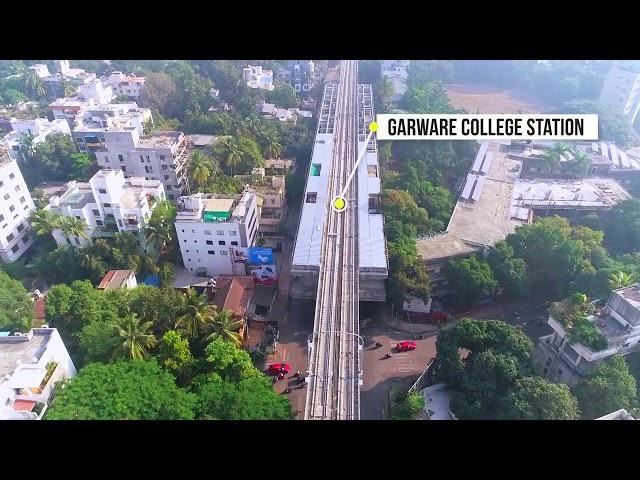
[29,209,63,238]
[203,309,244,347]
[111,314,158,360]
[175,289,217,340]
[567,149,590,178]
[23,70,46,99]
[261,135,283,159]
[20,133,36,162]
[60,216,89,240]
[188,151,212,187]
[609,271,636,290]
[377,76,394,109]
[216,138,242,176]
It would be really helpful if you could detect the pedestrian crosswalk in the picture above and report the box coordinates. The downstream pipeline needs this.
[387,337,417,373]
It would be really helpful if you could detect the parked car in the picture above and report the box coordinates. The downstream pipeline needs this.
[267,363,291,375]
[395,341,417,352]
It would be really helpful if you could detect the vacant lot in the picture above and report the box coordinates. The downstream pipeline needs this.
[447,83,551,114]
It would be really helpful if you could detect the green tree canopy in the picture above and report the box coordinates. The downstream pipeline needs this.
[574,355,638,419]
[46,360,196,420]
[503,377,581,420]
[444,256,498,308]
[266,83,299,108]
[604,199,640,254]
[0,270,34,332]
[203,337,260,382]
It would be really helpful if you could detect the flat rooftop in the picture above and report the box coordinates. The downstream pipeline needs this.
[597,409,636,420]
[0,330,51,379]
[422,383,456,420]
[418,142,524,262]
[511,178,630,215]
[58,182,94,209]
[139,131,182,148]
[97,270,134,290]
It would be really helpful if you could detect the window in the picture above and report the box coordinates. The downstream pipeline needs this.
[146,155,150,162]
[206,240,213,245]
[93,209,100,216]
[192,230,195,233]
[546,358,552,366]
[117,219,123,227]
[145,166,153,174]
[181,229,185,233]
[14,185,20,192]
[0,215,4,222]
[17,224,24,233]
[220,250,228,255]
[208,250,215,255]
[104,156,110,164]
[103,203,111,208]
[231,241,238,246]
[166,185,172,191]
[186,249,190,253]
[127,218,137,225]
[3,193,9,200]
[96,220,103,226]
[164,175,170,180]
[98,188,107,194]
[229,230,237,236]
[11,244,19,254]
[9,205,15,213]
[204,230,212,235]
[195,249,199,253]
[310,163,321,176]
[306,193,317,203]
[140,155,144,162]
[9,173,15,180]
[121,166,127,173]
[118,154,124,162]
[75,216,81,220]
[0,181,4,188]
[218,240,226,246]
[6,233,14,242]
[160,155,165,161]
[271,198,276,204]
[162,164,168,171]
[23,236,30,244]
[557,369,563,376]
[216,230,224,235]
[19,196,25,204]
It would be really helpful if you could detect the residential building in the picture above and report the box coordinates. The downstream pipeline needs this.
[291,83,388,301]
[208,276,254,346]
[3,117,71,161]
[28,64,50,78]
[599,64,640,126]
[175,192,259,277]
[97,269,138,290]
[264,158,295,176]
[243,65,274,91]
[237,169,286,248]
[277,60,315,92]
[46,168,165,249]
[0,327,77,420]
[49,96,94,128]
[380,60,410,103]
[534,285,640,386]
[77,78,115,105]
[73,107,190,200]
[187,134,219,150]
[106,72,146,98]
[259,102,296,123]
[0,148,35,263]
[597,409,636,420]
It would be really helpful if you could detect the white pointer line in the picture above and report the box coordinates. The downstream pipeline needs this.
[339,129,374,198]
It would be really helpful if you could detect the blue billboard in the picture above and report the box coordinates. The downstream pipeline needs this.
[247,247,274,265]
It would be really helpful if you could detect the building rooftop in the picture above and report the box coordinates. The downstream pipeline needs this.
[139,131,182,148]
[511,178,630,216]
[597,409,636,420]
[175,192,254,223]
[57,182,94,209]
[97,270,135,290]
[422,383,456,420]
[187,134,218,148]
[0,329,51,379]
[33,181,71,200]
[211,276,255,318]
[417,233,482,263]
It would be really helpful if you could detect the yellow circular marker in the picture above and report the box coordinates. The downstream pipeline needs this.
[332,195,347,213]
[369,121,378,133]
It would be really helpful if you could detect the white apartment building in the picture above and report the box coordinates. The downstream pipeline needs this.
[0,328,77,420]
[175,192,259,276]
[47,168,165,249]
[28,64,50,78]
[380,60,410,104]
[107,71,146,98]
[3,117,71,161]
[599,65,640,126]
[49,96,95,128]
[535,284,640,386]
[243,65,274,91]
[77,78,115,105]
[0,149,35,263]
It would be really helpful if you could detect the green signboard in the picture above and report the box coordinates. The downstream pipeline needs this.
[203,211,231,222]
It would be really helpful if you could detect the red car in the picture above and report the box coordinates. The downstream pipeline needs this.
[396,341,417,352]
[267,363,291,375]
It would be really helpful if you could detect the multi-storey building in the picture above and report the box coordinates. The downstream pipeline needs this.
[380,60,410,104]
[237,169,286,248]
[277,60,315,93]
[49,96,94,128]
[3,117,71,161]
[0,327,77,420]
[175,192,259,276]
[534,285,640,386]
[46,169,165,249]
[242,65,274,91]
[106,71,146,98]
[28,64,50,78]
[291,83,388,301]
[599,64,640,126]
[0,148,35,263]
[77,78,115,105]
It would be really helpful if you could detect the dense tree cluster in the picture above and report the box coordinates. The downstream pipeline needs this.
[434,318,581,419]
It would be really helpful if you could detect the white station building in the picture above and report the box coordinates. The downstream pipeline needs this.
[291,83,388,301]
